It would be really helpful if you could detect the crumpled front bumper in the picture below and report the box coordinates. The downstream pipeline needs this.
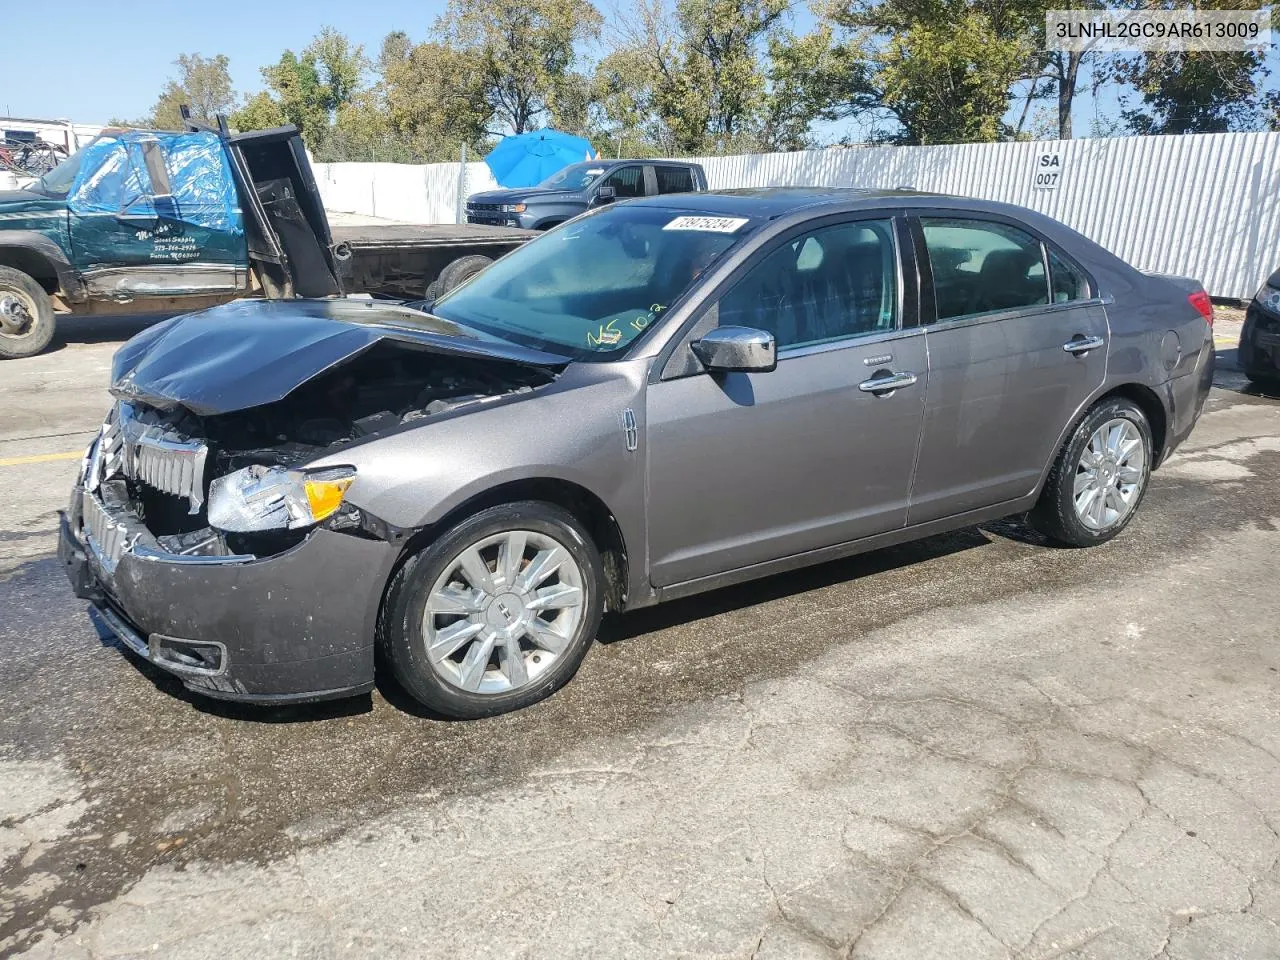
[59,483,400,705]
[1240,304,1280,378]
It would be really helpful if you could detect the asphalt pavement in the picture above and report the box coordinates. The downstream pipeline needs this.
[2,310,1279,960]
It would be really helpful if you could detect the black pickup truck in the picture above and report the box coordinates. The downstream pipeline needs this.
[465,159,708,231]
[0,116,531,358]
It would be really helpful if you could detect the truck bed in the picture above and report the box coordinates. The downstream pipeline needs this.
[330,221,535,299]
[331,222,534,252]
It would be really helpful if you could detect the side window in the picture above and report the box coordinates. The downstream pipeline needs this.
[600,165,644,198]
[655,166,695,194]
[718,219,898,350]
[68,137,157,216]
[921,218,1049,321]
[1048,246,1089,302]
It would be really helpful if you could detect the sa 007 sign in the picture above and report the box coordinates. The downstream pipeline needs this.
[1034,152,1063,190]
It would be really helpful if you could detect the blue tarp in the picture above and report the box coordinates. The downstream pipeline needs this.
[68,131,242,235]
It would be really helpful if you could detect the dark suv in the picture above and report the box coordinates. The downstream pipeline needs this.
[466,159,707,230]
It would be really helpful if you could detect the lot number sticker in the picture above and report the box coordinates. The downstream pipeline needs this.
[1034,152,1063,190]
[663,216,749,233]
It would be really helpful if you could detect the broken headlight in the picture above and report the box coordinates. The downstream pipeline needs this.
[207,465,355,533]
[1256,284,1280,316]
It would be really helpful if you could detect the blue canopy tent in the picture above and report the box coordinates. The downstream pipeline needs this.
[484,130,598,188]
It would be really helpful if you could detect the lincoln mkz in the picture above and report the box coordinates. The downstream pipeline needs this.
[59,189,1215,718]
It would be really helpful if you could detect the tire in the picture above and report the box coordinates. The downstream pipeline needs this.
[1028,397,1154,547]
[0,266,55,359]
[381,501,605,718]
[434,255,493,296]
[1244,368,1280,390]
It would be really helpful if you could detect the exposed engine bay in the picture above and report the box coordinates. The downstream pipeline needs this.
[87,342,555,561]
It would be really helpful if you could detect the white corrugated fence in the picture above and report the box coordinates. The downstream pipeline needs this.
[313,133,1280,299]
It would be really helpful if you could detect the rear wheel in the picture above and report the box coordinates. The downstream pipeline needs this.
[434,255,493,297]
[381,501,604,718]
[1029,397,1153,547]
[0,266,55,359]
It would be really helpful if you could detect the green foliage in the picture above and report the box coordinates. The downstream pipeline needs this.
[133,54,236,130]
[130,0,1280,157]
[228,92,286,133]
[435,0,604,135]
[1119,51,1268,134]
[258,27,371,148]
[827,0,1037,144]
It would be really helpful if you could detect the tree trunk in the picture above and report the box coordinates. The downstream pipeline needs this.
[1059,52,1081,139]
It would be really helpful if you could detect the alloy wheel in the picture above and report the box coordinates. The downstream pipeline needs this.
[1073,417,1147,531]
[422,529,586,694]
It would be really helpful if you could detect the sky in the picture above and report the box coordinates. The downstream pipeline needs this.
[3,0,1276,142]
[2,0,450,123]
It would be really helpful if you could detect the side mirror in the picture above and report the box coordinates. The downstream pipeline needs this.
[594,185,617,205]
[691,326,777,373]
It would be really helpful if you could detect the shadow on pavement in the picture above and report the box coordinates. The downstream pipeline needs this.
[47,313,174,353]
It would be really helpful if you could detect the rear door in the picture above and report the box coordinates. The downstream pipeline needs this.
[907,213,1108,523]
[646,215,927,586]
[652,165,697,196]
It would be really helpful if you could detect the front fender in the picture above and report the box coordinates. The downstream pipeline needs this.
[0,230,84,301]
[308,360,653,601]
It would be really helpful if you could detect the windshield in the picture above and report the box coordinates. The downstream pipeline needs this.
[431,206,756,360]
[537,162,609,190]
[36,144,89,197]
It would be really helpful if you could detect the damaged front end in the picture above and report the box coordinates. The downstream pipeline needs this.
[84,342,554,563]
[61,319,564,704]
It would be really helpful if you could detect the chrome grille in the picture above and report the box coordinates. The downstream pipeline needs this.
[82,490,128,571]
[126,430,209,513]
[108,404,209,514]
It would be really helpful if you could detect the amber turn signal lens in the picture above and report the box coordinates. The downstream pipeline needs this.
[304,476,354,521]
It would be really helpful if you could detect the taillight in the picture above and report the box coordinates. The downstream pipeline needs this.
[1188,290,1213,326]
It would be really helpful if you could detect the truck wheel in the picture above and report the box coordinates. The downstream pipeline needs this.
[435,255,493,296]
[0,266,55,359]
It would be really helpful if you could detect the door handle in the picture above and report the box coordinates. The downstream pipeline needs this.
[858,371,918,394]
[1063,335,1106,355]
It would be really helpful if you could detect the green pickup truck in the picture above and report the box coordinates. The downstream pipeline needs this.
[0,118,530,359]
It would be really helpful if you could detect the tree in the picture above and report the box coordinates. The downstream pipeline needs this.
[259,28,370,148]
[135,54,236,130]
[228,92,286,133]
[825,0,1037,145]
[1117,51,1269,134]
[601,0,855,154]
[435,0,604,135]
[382,40,494,160]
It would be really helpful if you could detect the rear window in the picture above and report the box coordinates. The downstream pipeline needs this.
[921,218,1048,320]
[655,166,695,194]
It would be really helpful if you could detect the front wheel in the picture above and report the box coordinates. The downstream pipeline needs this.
[0,265,56,359]
[381,501,604,718]
[1028,397,1153,547]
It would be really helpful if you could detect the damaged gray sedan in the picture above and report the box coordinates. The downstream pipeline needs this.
[60,189,1215,718]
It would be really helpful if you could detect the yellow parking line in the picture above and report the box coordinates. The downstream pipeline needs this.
[0,450,83,467]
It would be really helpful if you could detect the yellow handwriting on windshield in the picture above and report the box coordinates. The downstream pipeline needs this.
[631,303,666,333]
[587,319,622,348]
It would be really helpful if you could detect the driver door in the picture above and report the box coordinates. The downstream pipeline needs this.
[645,216,927,586]
[67,134,245,298]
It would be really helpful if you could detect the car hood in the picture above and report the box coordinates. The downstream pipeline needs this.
[110,298,571,417]
[468,188,583,205]
[0,187,49,208]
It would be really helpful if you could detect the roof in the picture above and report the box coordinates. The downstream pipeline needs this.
[625,186,951,219]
